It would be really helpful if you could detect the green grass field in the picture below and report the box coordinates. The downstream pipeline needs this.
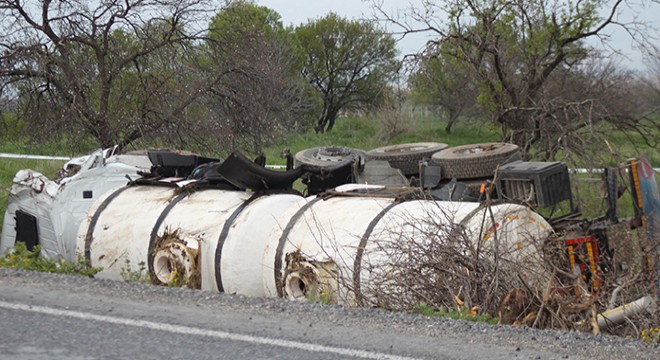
[261,115,502,165]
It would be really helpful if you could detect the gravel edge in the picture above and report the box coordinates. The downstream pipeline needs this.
[1,268,657,359]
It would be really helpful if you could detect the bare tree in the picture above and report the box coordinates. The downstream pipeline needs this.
[200,37,317,155]
[197,1,318,156]
[0,0,220,150]
[375,0,659,160]
[371,85,413,144]
[636,48,660,119]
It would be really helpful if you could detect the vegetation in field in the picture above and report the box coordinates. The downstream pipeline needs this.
[262,115,503,165]
[0,242,101,277]
[120,259,150,284]
[641,327,660,343]
[405,1,659,163]
[295,13,398,133]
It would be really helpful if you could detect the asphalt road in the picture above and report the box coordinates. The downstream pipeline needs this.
[0,269,657,359]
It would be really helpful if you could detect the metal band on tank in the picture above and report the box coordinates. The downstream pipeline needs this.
[84,186,132,262]
[274,197,323,297]
[214,192,265,292]
[352,202,401,306]
[147,192,189,277]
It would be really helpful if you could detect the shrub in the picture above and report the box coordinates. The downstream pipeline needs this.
[0,242,101,277]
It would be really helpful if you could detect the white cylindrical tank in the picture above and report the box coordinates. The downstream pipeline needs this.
[461,202,552,288]
[262,195,552,306]
[76,185,304,295]
[78,183,552,304]
[152,189,303,294]
[141,189,251,291]
[219,194,306,296]
[77,185,185,281]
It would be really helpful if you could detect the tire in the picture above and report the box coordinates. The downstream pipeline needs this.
[293,146,365,170]
[431,142,521,179]
[366,142,449,176]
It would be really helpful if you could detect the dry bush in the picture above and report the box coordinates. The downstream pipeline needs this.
[370,90,413,144]
[594,224,659,338]
[360,204,547,316]
[357,202,658,337]
[279,182,657,339]
[374,107,412,144]
[532,223,659,336]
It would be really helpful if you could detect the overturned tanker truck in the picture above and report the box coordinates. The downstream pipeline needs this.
[79,182,550,304]
[2,143,658,316]
[70,143,551,306]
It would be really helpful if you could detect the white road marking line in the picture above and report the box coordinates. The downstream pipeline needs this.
[0,300,420,360]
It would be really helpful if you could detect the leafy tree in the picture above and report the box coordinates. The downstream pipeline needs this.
[295,13,398,133]
[0,0,217,151]
[409,44,479,134]
[209,0,289,53]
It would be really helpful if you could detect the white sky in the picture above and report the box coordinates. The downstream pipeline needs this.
[256,0,659,70]
[256,0,435,57]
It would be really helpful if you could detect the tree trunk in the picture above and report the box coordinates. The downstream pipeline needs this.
[315,117,327,133]
[445,108,461,134]
[326,116,336,132]
[315,103,340,133]
[324,107,340,132]
[315,105,330,133]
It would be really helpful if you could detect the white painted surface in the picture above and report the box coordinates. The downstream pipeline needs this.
[76,186,175,279]
[597,296,657,328]
[154,190,249,291]
[220,194,306,296]
[79,186,306,294]
[461,203,553,288]
[78,183,552,302]
[262,197,479,301]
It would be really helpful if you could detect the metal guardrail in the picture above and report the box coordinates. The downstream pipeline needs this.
[569,168,660,174]
[1,152,658,173]
[0,153,73,161]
